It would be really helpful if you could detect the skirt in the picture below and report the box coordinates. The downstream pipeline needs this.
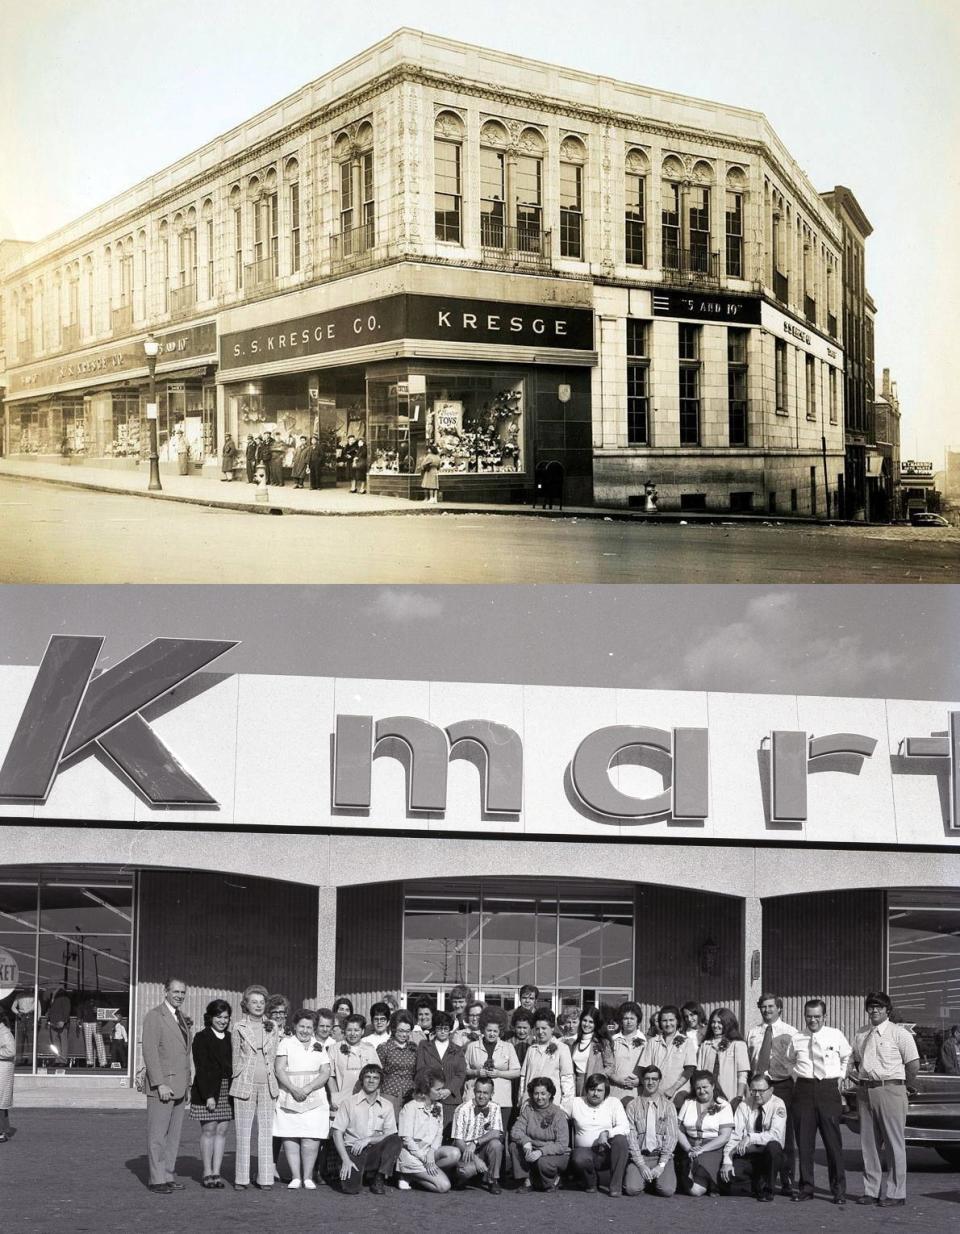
[190,1078,233,1122]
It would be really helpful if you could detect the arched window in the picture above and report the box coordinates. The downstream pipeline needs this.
[479,120,508,248]
[83,256,94,336]
[201,200,214,299]
[515,127,545,252]
[135,230,148,320]
[725,166,746,279]
[35,278,45,351]
[688,161,714,274]
[229,185,243,291]
[434,112,464,244]
[335,123,374,257]
[559,136,586,260]
[624,148,648,266]
[284,158,301,274]
[158,221,170,313]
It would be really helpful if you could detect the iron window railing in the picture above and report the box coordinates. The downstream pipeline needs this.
[169,283,197,318]
[662,249,720,288]
[243,256,278,290]
[480,222,552,269]
[330,220,376,268]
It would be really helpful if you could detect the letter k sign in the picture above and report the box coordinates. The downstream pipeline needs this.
[0,636,237,805]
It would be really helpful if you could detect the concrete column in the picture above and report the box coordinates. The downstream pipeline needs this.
[742,895,763,1032]
[316,883,338,1006]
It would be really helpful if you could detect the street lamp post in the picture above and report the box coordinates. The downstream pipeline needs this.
[143,333,162,491]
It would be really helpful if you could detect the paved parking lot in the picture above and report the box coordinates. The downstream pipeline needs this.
[3,1109,958,1233]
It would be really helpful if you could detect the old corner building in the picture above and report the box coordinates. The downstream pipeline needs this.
[0,29,859,515]
[1,653,959,1102]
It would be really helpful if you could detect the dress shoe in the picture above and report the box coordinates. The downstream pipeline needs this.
[369,1175,386,1195]
[855,1195,878,1205]
[877,1198,905,1207]
[488,1180,501,1195]
[794,1190,814,1201]
[148,1183,172,1194]
[166,1181,186,1190]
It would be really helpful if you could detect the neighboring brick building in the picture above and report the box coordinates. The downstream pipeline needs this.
[2,29,849,513]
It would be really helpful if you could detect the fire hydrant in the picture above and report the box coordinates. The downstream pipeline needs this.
[254,463,269,504]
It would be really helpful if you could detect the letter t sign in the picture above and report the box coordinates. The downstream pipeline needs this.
[903,711,960,831]
[770,731,878,824]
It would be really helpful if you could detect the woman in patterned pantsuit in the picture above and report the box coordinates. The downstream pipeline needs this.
[230,985,279,1188]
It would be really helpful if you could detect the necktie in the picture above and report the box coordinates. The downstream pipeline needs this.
[711,1048,721,1082]
[175,1009,188,1046]
[754,1106,764,1134]
[757,1024,773,1075]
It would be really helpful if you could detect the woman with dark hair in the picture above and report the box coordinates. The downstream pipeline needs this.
[568,1073,630,1195]
[463,1010,521,1111]
[681,1001,709,1045]
[332,997,353,1041]
[414,1010,466,1134]
[570,1005,613,1097]
[409,997,434,1044]
[189,999,234,1188]
[397,1071,461,1191]
[697,1008,749,1106]
[676,1070,735,1195]
[376,1011,419,1116]
[638,1005,698,1102]
[452,1000,483,1048]
[509,1077,570,1191]
[230,984,280,1189]
[0,1006,14,1143]
[274,1008,331,1189]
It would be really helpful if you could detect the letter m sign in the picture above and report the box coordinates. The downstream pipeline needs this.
[0,636,236,805]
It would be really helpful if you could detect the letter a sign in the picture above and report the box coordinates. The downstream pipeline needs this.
[0,636,236,805]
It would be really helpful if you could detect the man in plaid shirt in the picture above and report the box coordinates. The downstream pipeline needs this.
[451,1076,503,1194]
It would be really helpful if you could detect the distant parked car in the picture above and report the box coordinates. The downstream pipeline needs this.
[909,512,950,526]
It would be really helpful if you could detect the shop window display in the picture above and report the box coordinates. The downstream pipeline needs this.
[368,372,524,475]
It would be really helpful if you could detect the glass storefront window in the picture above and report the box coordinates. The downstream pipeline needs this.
[403,887,480,988]
[403,879,634,1008]
[888,889,960,1071]
[367,371,525,476]
[0,873,134,1076]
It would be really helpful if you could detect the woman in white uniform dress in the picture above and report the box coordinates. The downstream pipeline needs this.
[274,1008,331,1188]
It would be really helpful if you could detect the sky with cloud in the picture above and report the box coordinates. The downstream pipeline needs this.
[0,585,955,701]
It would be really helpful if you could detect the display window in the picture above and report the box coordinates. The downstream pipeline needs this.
[0,872,134,1077]
[367,370,525,476]
[888,889,960,1071]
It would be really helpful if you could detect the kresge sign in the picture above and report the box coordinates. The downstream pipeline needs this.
[0,637,956,846]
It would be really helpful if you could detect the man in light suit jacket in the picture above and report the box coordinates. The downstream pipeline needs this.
[141,977,192,1193]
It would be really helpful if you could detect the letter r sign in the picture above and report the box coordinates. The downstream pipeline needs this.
[0,636,237,805]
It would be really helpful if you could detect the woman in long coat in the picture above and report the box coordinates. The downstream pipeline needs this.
[0,1006,15,1142]
[220,434,238,481]
[419,444,441,503]
[291,436,310,489]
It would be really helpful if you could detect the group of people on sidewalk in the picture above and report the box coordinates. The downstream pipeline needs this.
[219,432,328,490]
[134,978,924,1206]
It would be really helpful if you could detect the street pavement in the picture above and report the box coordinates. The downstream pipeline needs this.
[1,1109,957,1232]
[0,475,957,582]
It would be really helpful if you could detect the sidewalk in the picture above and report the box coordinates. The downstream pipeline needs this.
[0,455,831,525]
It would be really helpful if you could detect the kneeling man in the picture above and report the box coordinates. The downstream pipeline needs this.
[720,1073,787,1201]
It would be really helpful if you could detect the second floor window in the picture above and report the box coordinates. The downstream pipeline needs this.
[626,319,650,445]
[625,173,645,265]
[662,181,680,270]
[480,147,505,246]
[290,181,301,272]
[829,367,838,423]
[689,187,710,272]
[267,192,279,276]
[679,323,701,446]
[233,205,243,291]
[725,191,743,278]
[559,161,583,259]
[728,328,748,446]
[434,139,462,243]
[516,155,542,249]
[206,218,214,297]
[339,149,374,245]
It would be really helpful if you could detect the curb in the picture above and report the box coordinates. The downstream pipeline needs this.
[0,467,917,529]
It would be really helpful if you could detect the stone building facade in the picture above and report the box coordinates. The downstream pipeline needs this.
[2,29,848,512]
